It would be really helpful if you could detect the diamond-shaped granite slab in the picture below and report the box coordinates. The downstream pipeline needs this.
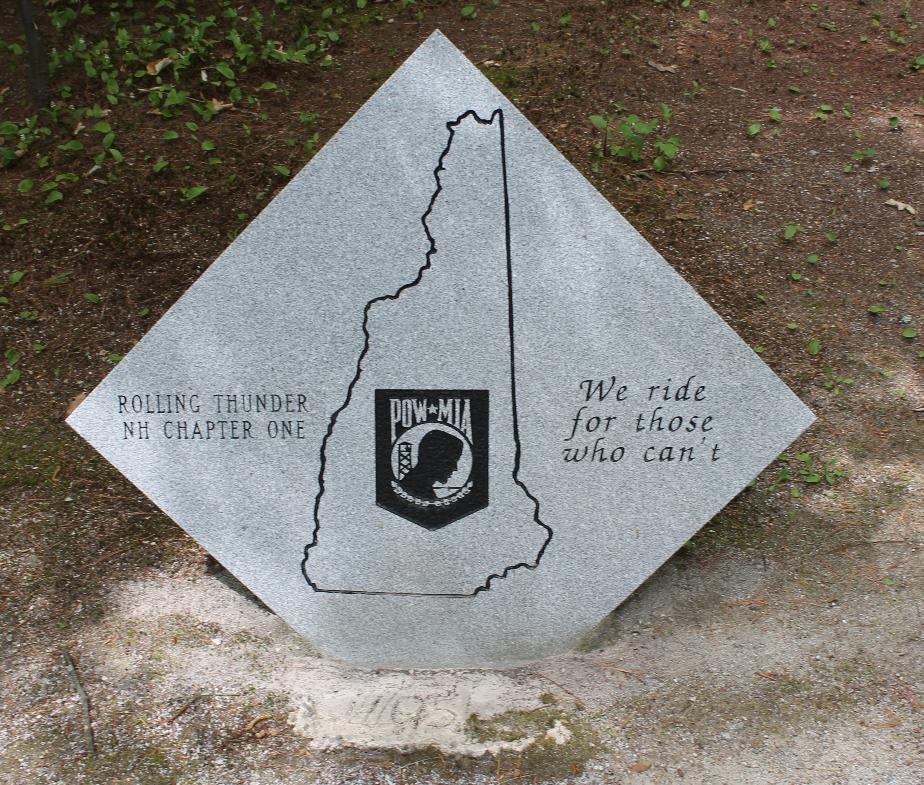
[68,31,814,668]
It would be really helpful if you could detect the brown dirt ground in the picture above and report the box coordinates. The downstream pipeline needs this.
[1,1,921,783]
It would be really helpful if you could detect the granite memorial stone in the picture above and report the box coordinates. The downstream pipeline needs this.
[68,31,815,667]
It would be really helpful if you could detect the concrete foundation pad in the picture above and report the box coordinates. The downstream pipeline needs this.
[289,670,565,754]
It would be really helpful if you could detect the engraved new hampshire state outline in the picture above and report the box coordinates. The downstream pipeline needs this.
[302,109,552,596]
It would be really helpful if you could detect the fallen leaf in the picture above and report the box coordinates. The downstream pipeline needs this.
[742,198,755,210]
[628,760,652,774]
[65,392,86,418]
[208,98,234,113]
[647,60,678,73]
[885,198,917,215]
[244,713,273,733]
[146,56,173,76]
[755,671,780,681]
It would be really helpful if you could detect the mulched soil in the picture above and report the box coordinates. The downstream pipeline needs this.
[1,1,922,783]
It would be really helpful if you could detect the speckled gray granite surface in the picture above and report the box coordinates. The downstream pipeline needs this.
[68,31,814,667]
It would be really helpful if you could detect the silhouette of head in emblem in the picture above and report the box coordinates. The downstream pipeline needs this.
[399,429,464,501]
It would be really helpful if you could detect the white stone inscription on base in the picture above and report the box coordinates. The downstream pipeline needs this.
[68,31,814,667]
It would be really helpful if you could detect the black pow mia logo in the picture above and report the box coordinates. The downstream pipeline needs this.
[375,390,488,530]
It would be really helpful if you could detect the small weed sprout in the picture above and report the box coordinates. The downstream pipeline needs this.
[588,104,680,172]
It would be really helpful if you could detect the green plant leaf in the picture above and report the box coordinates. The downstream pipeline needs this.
[84,292,101,304]
[656,136,680,159]
[44,271,72,286]
[807,338,821,356]
[164,89,189,108]
[181,185,208,201]
[1,368,20,389]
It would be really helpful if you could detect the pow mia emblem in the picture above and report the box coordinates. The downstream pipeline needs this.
[375,390,489,530]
